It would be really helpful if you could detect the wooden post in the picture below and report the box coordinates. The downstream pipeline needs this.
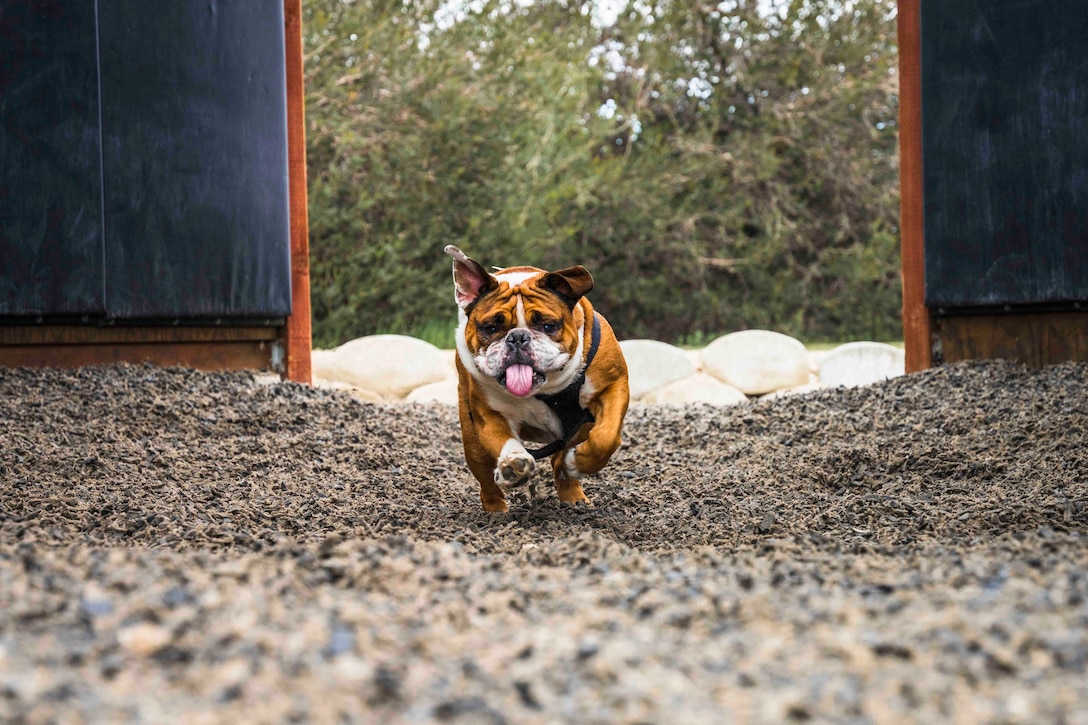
[283,0,313,384]
[897,0,932,372]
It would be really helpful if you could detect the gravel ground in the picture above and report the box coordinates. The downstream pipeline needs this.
[1,360,1087,724]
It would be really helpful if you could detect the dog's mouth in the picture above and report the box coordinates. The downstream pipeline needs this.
[498,363,546,397]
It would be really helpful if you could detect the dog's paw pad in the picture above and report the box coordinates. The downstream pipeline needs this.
[495,452,534,488]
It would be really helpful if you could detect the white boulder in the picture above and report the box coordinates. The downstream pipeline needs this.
[406,379,460,406]
[320,334,453,398]
[640,373,748,406]
[685,348,705,371]
[817,342,905,388]
[439,348,458,374]
[619,339,696,400]
[763,381,822,400]
[310,349,339,382]
[806,349,829,372]
[701,330,811,395]
[312,379,385,404]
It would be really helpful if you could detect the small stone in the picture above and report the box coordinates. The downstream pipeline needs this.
[214,658,252,689]
[333,655,374,685]
[117,623,173,657]
[325,624,355,658]
[80,583,115,617]
[212,559,250,579]
[80,597,114,617]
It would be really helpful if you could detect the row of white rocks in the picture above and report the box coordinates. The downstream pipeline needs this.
[311,330,905,407]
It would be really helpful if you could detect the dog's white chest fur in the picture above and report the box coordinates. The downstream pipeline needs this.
[486,391,564,443]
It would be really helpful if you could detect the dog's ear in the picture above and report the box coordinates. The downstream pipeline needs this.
[543,265,594,308]
[445,245,497,310]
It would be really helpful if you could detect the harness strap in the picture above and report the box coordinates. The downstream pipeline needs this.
[527,313,601,460]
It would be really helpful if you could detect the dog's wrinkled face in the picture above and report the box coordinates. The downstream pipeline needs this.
[445,245,593,398]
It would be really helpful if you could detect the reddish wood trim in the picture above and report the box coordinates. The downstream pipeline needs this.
[283,0,313,384]
[0,341,275,371]
[0,326,277,346]
[897,0,932,372]
[937,312,1088,367]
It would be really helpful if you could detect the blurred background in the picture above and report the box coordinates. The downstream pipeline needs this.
[302,0,901,349]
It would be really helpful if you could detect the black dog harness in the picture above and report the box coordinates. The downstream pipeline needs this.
[526,313,601,460]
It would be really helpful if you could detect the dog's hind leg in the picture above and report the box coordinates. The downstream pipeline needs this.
[551,441,591,506]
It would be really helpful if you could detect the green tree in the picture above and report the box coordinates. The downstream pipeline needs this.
[304,0,901,348]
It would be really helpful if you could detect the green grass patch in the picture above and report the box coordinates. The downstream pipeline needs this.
[376,317,458,349]
[804,340,905,351]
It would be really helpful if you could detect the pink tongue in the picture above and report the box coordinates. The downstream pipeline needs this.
[505,364,534,396]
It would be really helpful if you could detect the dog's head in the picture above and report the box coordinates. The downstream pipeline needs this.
[445,245,594,398]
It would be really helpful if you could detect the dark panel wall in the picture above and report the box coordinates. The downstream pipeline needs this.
[0,1,104,316]
[97,1,291,318]
[922,0,1088,308]
[0,0,291,321]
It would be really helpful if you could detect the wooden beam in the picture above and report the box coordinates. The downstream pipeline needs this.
[0,326,280,371]
[0,341,276,371]
[938,312,1088,367]
[0,326,277,346]
[897,0,932,372]
[283,0,313,385]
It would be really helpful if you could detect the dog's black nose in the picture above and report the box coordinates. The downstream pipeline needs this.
[505,329,531,349]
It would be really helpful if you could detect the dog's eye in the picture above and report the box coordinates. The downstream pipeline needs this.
[477,321,501,337]
[538,320,560,335]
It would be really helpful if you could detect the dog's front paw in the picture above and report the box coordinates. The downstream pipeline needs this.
[494,447,535,492]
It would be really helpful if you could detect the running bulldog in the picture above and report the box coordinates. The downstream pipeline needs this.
[444,245,630,512]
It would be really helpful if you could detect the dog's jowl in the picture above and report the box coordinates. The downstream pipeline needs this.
[444,245,630,512]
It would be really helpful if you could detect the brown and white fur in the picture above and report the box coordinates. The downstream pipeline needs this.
[445,245,629,512]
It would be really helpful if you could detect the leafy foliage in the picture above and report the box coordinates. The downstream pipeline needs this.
[304,0,901,348]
